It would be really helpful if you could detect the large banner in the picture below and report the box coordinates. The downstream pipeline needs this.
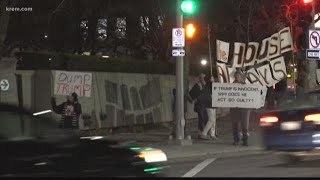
[216,27,292,86]
[212,83,265,109]
[54,71,92,97]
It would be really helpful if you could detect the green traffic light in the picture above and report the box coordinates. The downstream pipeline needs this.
[181,0,197,15]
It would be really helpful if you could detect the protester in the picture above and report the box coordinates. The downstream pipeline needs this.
[51,92,82,129]
[230,71,249,146]
[189,73,208,139]
[200,76,218,140]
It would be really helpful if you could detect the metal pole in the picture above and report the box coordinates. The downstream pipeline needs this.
[308,1,317,93]
[176,0,185,140]
[290,20,296,96]
[208,24,213,77]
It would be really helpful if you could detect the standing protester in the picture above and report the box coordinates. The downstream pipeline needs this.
[230,71,249,146]
[51,92,82,129]
[200,76,218,140]
[189,73,208,139]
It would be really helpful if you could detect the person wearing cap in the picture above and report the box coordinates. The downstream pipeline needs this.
[51,92,82,129]
[230,71,249,146]
[189,73,209,139]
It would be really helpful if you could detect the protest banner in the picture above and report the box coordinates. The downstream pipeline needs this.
[54,71,92,97]
[216,27,292,88]
[211,83,265,109]
[216,40,230,63]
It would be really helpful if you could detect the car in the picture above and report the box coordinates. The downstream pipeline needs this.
[259,89,320,163]
[0,104,168,177]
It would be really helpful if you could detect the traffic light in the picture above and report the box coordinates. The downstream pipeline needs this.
[180,0,197,15]
[299,0,313,27]
[296,0,314,49]
[185,23,196,39]
[303,0,313,4]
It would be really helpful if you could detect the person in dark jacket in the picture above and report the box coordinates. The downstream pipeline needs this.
[189,73,208,139]
[230,71,249,146]
[200,76,218,140]
[51,92,82,129]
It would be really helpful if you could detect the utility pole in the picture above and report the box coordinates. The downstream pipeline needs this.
[175,0,185,141]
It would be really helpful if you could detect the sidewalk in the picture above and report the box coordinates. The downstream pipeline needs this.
[106,115,265,162]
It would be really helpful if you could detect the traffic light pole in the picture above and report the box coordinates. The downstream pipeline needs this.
[308,1,317,94]
[175,0,185,141]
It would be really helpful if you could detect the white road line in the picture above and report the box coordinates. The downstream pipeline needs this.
[182,158,217,177]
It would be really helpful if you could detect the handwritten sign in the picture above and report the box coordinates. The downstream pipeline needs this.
[54,71,92,97]
[212,83,265,109]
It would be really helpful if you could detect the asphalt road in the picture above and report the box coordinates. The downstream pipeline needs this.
[163,152,320,177]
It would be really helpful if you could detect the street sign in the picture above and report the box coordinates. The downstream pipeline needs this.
[172,28,185,47]
[309,30,320,49]
[306,49,320,60]
[172,49,185,57]
[0,79,9,91]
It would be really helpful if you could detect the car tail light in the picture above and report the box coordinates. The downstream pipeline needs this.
[304,113,320,124]
[260,116,279,126]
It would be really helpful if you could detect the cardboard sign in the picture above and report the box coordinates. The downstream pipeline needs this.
[212,83,264,109]
[216,40,230,63]
[54,71,92,97]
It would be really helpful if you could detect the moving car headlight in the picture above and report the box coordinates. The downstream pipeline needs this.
[136,148,167,163]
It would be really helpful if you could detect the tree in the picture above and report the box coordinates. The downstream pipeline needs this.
[0,0,16,56]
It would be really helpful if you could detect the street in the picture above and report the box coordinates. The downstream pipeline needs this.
[164,152,320,177]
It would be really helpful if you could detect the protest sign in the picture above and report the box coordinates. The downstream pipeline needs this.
[54,71,92,97]
[212,83,265,109]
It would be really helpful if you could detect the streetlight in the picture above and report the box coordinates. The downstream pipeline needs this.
[201,59,208,66]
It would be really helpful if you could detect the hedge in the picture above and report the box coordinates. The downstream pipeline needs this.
[15,52,209,76]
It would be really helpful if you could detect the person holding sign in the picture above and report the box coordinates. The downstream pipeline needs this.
[199,76,218,140]
[230,71,249,146]
[189,73,209,139]
[51,92,82,129]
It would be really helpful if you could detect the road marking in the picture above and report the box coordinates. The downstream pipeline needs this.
[182,158,217,177]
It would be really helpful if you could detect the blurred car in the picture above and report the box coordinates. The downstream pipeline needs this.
[259,89,320,163]
[0,104,167,177]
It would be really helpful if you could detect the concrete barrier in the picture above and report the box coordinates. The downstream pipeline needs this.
[1,67,230,130]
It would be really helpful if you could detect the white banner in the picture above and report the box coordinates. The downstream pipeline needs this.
[212,83,264,109]
[269,33,281,59]
[216,27,293,66]
[279,27,293,53]
[246,68,265,87]
[270,56,287,81]
[232,42,246,68]
[217,62,230,83]
[216,40,230,63]
[256,64,279,87]
[244,42,259,67]
[54,71,92,97]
